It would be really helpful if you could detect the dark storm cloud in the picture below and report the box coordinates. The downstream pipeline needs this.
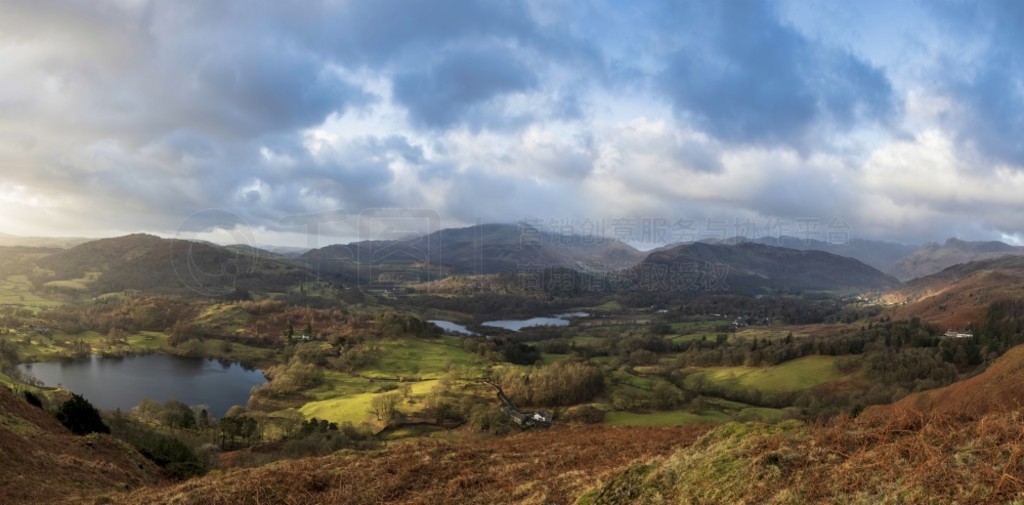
[925,0,1024,167]
[6,0,1024,246]
[176,45,366,137]
[657,1,896,147]
[393,47,539,129]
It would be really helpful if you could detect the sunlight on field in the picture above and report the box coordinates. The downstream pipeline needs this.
[299,378,438,424]
[299,392,378,424]
[0,275,61,307]
[684,355,844,394]
[361,337,484,379]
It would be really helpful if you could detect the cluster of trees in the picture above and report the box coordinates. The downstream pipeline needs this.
[132,398,212,430]
[42,295,196,335]
[106,410,215,478]
[461,337,542,365]
[503,307,1024,419]
[254,360,323,397]
[275,418,377,459]
[493,360,605,407]
[56,393,110,435]
[219,415,260,449]
[610,380,686,411]
[375,312,441,339]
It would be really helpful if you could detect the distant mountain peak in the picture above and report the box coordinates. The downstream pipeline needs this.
[888,238,1024,281]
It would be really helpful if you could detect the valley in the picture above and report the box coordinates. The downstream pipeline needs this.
[3,228,1024,503]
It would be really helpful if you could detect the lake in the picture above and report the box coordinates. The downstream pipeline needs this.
[17,354,266,417]
[482,312,590,331]
[428,320,478,335]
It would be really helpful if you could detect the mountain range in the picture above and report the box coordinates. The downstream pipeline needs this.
[301,223,645,277]
[708,235,918,273]
[639,241,901,294]
[11,226,1024,296]
[886,238,1024,281]
[700,235,1024,282]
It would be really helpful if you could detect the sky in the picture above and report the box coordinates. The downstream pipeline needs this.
[1,0,1023,248]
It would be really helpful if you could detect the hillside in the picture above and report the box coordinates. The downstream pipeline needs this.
[887,255,1024,329]
[35,234,307,295]
[582,343,1024,504]
[863,343,1024,422]
[887,238,1024,281]
[303,223,645,280]
[711,236,918,272]
[99,343,1024,505]
[110,425,710,505]
[0,384,163,504]
[639,242,901,294]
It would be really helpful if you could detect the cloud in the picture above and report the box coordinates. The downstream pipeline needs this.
[894,1,1024,169]
[657,1,896,148]
[857,129,1024,241]
[3,0,1024,247]
[393,46,539,129]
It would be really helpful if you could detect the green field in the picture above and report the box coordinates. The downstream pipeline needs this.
[733,328,806,341]
[609,369,658,390]
[604,396,789,427]
[299,378,439,425]
[670,332,721,344]
[669,321,717,331]
[0,275,61,307]
[296,335,485,424]
[605,409,730,426]
[361,337,485,379]
[683,355,844,394]
[299,391,379,424]
[590,300,622,312]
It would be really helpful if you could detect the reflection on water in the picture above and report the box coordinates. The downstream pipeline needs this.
[18,354,265,417]
[428,320,478,335]
[482,312,590,331]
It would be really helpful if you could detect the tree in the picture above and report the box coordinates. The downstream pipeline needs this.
[160,399,197,430]
[653,381,682,410]
[197,408,210,430]
[56,393,110,435]
[220,415,260,449]
[369,392,401,423]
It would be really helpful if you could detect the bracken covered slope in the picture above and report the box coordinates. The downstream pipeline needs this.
[0,385,163,505]
[581,344,1024,504]
[887,255,1024,329]
[110,425,709,505]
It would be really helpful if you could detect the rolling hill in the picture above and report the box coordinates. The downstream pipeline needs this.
[582,343,1024,504]
[886,255,1024,329]
[651,236,917,272]
[302,223,645,282]
[887,238,1024,281]
[638,242,901,294]
[52,343,1024,505]
[34,234,307,295]
[735,236,917,273]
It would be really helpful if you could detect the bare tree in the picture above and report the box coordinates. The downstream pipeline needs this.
[369,392,401,423]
